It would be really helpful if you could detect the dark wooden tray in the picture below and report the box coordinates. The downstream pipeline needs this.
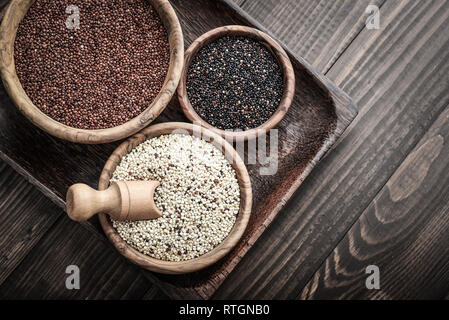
[0,0,357,299]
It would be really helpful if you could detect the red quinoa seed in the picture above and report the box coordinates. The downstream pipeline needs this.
[15,0,170,130]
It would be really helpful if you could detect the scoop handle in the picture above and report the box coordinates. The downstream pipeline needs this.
[66,181,162,222]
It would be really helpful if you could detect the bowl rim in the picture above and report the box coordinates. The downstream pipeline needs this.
[98,122,252,274]
[0,0,184,144]
[177,25,295,142]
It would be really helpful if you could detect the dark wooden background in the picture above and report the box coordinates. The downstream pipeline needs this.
[0,0,448,299]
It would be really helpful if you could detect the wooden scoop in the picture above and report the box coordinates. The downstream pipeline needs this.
[66,181,162,222]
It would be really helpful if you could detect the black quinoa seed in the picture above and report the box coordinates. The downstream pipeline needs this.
[186,36,283,131]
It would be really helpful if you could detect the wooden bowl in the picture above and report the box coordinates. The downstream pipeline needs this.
[98,122,252,274]
[177,25,295,142]
[0,0,184,144]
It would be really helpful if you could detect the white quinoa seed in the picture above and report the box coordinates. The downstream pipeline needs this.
[111,134,240,262]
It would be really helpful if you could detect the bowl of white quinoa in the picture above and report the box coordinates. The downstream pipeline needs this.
[98,122,252,274]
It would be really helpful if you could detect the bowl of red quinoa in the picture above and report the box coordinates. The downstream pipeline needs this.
[177,25,295,142]
[0,0,184,144]
[98,122,252,274]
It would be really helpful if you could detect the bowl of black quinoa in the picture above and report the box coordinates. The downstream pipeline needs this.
[177,25,295,142]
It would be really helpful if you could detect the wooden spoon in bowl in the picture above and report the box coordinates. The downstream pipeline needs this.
[66,181,162,222]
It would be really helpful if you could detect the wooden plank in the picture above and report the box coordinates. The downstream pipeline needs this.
[142,286,170,300]
[300,107,449,300]
[0,216,160,299]
[232,0,246,6]
[0,160,60,286]
[214,0,449,299]
[239,0,385,73]
[0,0,356,299]
[0,159,165,299]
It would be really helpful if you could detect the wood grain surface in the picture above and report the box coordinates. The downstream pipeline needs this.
[0,213,159,299]
[300,107,449,300]
[0,161,60,286]
[142,286,171,300]
[239,0,386,73]
[213,0,449,299]
[0,160,168,299]
[0,0,356,299]
[233,0,245,6]
[0,0,184,144]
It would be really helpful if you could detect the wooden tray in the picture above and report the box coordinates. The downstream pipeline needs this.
[0,0,357,299]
